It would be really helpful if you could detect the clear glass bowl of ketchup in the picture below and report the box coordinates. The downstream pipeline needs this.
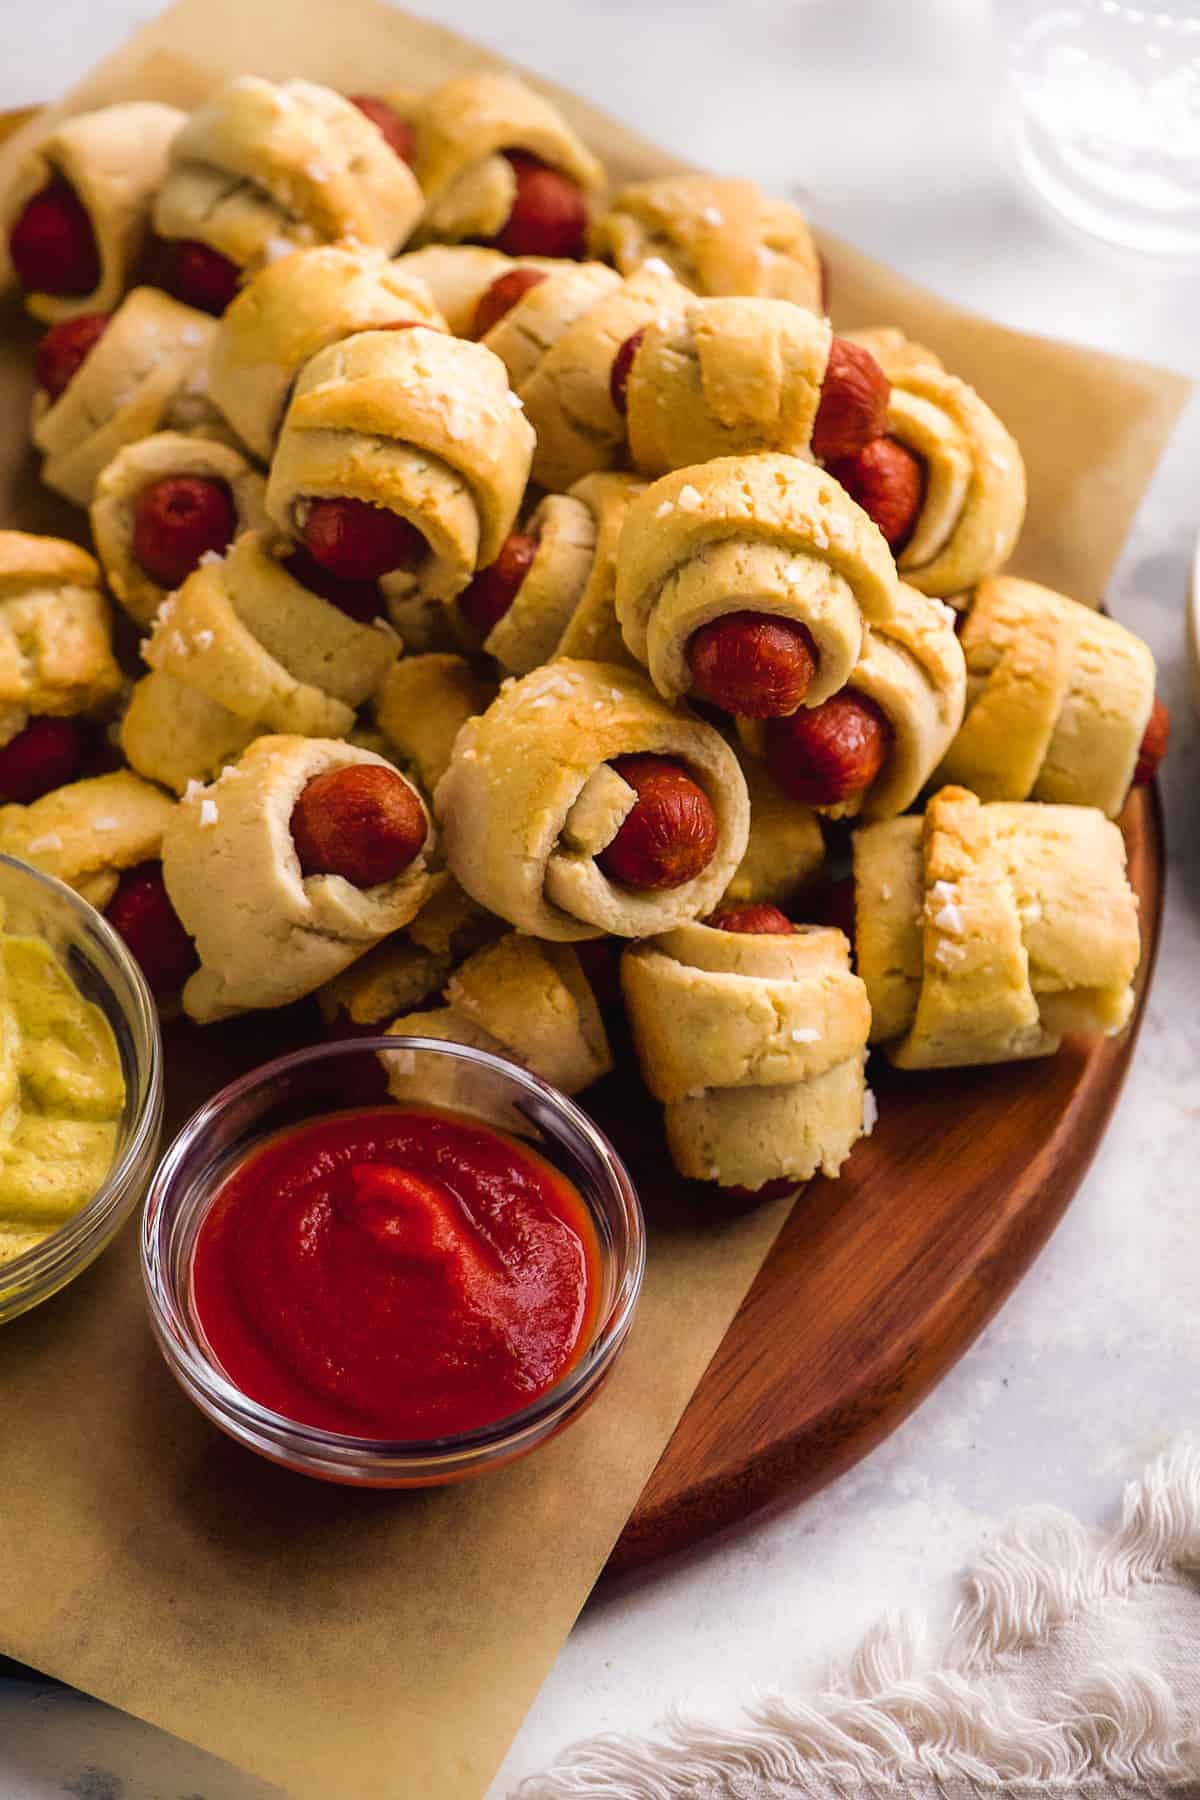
[140,1037,645,1486]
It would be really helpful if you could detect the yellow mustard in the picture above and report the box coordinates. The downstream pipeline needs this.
[0,906,125,1266]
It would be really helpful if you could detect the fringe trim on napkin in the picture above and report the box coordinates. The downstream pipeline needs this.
[518,1438,1200,1799]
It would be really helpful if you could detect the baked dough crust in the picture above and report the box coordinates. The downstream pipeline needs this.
[122,530,398,791]
[625,296,832,477]
[374,653,495,794]
[317,871,499,1026]
[389,245,561,336]
[408,73,604,248]
[153,76,422,274]
[265,326,535,607]
[382,932,611,1103]
[0,770,176,911]
[208,243,446,460]
[1,102,184,323]
[31,287,221,507]
[844,327,1026,598]
[590,174,822,312]
[90,431,269,627]
[622,920,869,1188]
[721,750,825,910]
[615,454,899,707]
[436,658,750,941]
[939,575,1155,816]
[162,734,434,1022]
[0,531,121,747]
[854,784,1140,1068]
[481,263,688,491]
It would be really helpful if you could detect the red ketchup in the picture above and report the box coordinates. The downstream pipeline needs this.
[192,1105,601,1440]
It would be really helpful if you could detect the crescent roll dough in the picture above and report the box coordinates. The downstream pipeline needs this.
[90,431,269,627]
[390,245,560,336]
[32,287,221,507]
[844,328,1026,598]
[480,263,687,491]
[475,472,647,675]
[381,932,612,1108]
[1,102,184,322]
[622,920,870,1189]
[615,454,899,708]
[208,244,446,460]
[590,174,823,312]
[265,327,535,609]
[374,653,496,794]
[738,583,966,822]
[855,784,1140,1069]
[122,530,398,792]
[153,76,422,276]
[939,575,1155,817]
[0,532,122,747]
[0,771,176,911]
[161,735,434,1023]
[318,871,500,1028]
[436,658,750,941]
[625,296,832,477]
[408,73,604,248]
[721,751,825,911]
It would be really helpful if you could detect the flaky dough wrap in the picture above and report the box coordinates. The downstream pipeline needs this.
[480,262,687,491]
[939,576,1155,816]
[0,532,121,747]
[318,871,499,1027]
[208,244,446,460]
[90,431,269,627]
[476,472,647,675]
[162,734,434,1023]
[622,920,870,1189]
[122,530,398,792]
[436,658,750,941]
[590,174,822,311]
[625,296,832,478]
[0,771,176,911]
[381,932,611,1108]
[854,784,1140,1069]
[1,102,184,322]
[615,454,899,708]
[153,76,422,275]
[721,751,825,911]
[844,327,1026,598]
[265,326,534,608]
[31,287,221,507]
[407,73,604,248]
[374,653,495,795]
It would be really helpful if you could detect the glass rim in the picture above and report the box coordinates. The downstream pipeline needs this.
[141,1034,646,1467]
[0,853,163,1295]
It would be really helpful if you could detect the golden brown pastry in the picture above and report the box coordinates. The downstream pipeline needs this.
[31,287,221,507]
[590,174,823,311]
[721,752,825,911]
[622,918,870,1189]
[2,102,184,321]
[153,76,423,277]
[855,784,1141,1068]
[208,243,446,460]
[121,531,398,792]
[436,659,750,941]
[161,734,434,1022]
[0,532,121,750]
[317,871,500,1029]
[0,770,175,910]
[939,575,1155,817]
[90,432,269,627]
[407,73,604,252]
[840,327,1026,598]
[373,653,496,795]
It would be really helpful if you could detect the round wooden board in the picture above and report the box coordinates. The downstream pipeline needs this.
[607,790,1163,1572]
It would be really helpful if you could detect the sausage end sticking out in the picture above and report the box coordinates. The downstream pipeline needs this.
[458,532,538,637]
[596,753,718,891]
[290,764,428,889]
[105,862,199,997]
[131,476,238,589]
[35,312,110,402]
[300,497,426,583]
[489,152,588,260]
[686,612,818,718]
[471,267,548,339]
[0,716,84,805]
[9,182,100,298]
[704,902,794,934]
[765,690,891,808]
[157,239,242,316]
[347,95,415,163]
[811,338,890,463]
[826,436,925,553]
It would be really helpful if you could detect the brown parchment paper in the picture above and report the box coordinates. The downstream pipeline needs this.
[0,5,1188,1798]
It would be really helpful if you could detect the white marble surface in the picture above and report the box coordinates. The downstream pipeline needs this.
[2,1,1199,1795]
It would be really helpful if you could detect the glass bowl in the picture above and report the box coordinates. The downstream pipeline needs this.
[141,1037,645,1486]
[0,854,163,1324]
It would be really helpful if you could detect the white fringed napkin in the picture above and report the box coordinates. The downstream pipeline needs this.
[521,1440,1200,1798]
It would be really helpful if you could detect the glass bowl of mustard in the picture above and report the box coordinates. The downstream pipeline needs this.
[141,1036,645,1486]
[0,855,163,1324]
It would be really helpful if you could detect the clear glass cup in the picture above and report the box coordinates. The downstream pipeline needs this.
[0,855,163,1324]
[141,1037,646,1486]
[995,0,1200,255]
